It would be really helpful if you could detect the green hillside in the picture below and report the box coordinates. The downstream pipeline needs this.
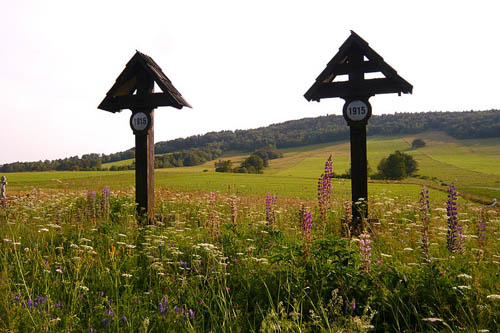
[6,131,499,203]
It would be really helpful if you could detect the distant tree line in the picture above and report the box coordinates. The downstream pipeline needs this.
[154,147,222,169]
[0,147,222,173]
[1,110,498,172]
[0,154,102,172]
[151,110,499,154]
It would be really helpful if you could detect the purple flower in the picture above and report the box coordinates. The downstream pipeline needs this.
[420,185,431,262]
[265,194,277,226]
[159,297,168,315]
[477,219,487,244]
[188,309,195,321]
[446,183,463,253]
[101,318,110,327]
[56,300,62,308]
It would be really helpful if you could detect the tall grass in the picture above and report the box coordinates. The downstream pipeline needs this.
[0,182,498,331]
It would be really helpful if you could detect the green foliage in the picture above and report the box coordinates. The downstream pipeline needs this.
[411,138,426,149]
[377,151,418,180]
[214,159,233,173]
[241,155,265,174]
[253,147,283,167]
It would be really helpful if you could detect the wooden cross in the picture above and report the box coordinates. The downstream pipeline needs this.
[98,51,191,222]
[305,31,412,233]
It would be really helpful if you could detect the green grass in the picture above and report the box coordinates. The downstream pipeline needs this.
[1,131,500,331]
[0,175,498,331]
[4,131,500,203]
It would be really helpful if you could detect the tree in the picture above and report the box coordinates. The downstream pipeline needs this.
[215,160,233,173]
[411,139,426,149]
[241,155,264,174]
[377,151,418,180]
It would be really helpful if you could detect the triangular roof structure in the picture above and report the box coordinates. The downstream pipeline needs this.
[304,31,413,101]
[98,51,191,112]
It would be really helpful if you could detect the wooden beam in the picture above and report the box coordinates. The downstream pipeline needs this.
[315,78,412,99]
[106,93,182,110]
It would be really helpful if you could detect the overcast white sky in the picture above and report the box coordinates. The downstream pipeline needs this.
[1,1,499,164]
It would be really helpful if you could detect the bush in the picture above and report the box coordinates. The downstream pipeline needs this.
[411,139,426,149]
[377,151,418,180]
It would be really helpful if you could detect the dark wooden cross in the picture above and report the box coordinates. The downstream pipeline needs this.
[304,31,413,233]
[98,51,191,222]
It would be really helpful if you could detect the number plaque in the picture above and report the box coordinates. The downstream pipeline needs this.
[130,112,151,133]
[343,99,372,124]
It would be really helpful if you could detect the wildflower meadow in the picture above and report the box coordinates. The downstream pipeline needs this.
[0,159,499,332]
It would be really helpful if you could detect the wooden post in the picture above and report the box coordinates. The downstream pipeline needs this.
[304,31,413,235]
[133,109,155,220]
[349,123,368,230]
[98,51,191,222]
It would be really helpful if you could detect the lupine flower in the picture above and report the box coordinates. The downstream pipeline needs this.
[419,185,431,263]
[317,156,333,228]
[265,193,277,227]
[359,233,372,272]
[446,183,463,253]
[477,219,487,245]
[300,206,313,259]
[188,309,195,321]
[229,195,238,226]
[159,296,168,315]
[341,200,351,238]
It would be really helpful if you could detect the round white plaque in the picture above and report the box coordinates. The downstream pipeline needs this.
[345,100,369,121]
[131,112,149,132]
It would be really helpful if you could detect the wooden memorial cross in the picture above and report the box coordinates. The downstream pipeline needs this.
[98,51,191,222]
[304,31,413,233]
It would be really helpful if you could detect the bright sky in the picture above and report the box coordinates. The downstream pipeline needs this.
[1,1,499,164]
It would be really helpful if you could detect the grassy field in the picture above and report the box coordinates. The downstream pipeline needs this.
[5,131,500,203]
[1,131,500,331]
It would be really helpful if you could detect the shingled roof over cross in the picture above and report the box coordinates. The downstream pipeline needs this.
[98,50,191,112]
[304,31,413,101]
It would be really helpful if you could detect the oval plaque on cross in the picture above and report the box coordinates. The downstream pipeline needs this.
[130,111,151,133]
[343,99,372,125]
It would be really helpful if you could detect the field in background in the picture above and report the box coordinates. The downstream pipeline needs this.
[7,131,499,203]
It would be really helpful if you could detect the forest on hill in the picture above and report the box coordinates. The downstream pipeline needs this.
[1,110,498,172]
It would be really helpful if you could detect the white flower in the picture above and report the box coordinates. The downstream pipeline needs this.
[457,273,472,280]
[38,228,49,232]
[79,285,89,291]
[422,317,443,322]
[487,294,500,300]
[70,244,80,249]
[121,273,133,278]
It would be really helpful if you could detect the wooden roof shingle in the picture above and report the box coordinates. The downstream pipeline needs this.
[98,51,191,112]
[304,31,413,101]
